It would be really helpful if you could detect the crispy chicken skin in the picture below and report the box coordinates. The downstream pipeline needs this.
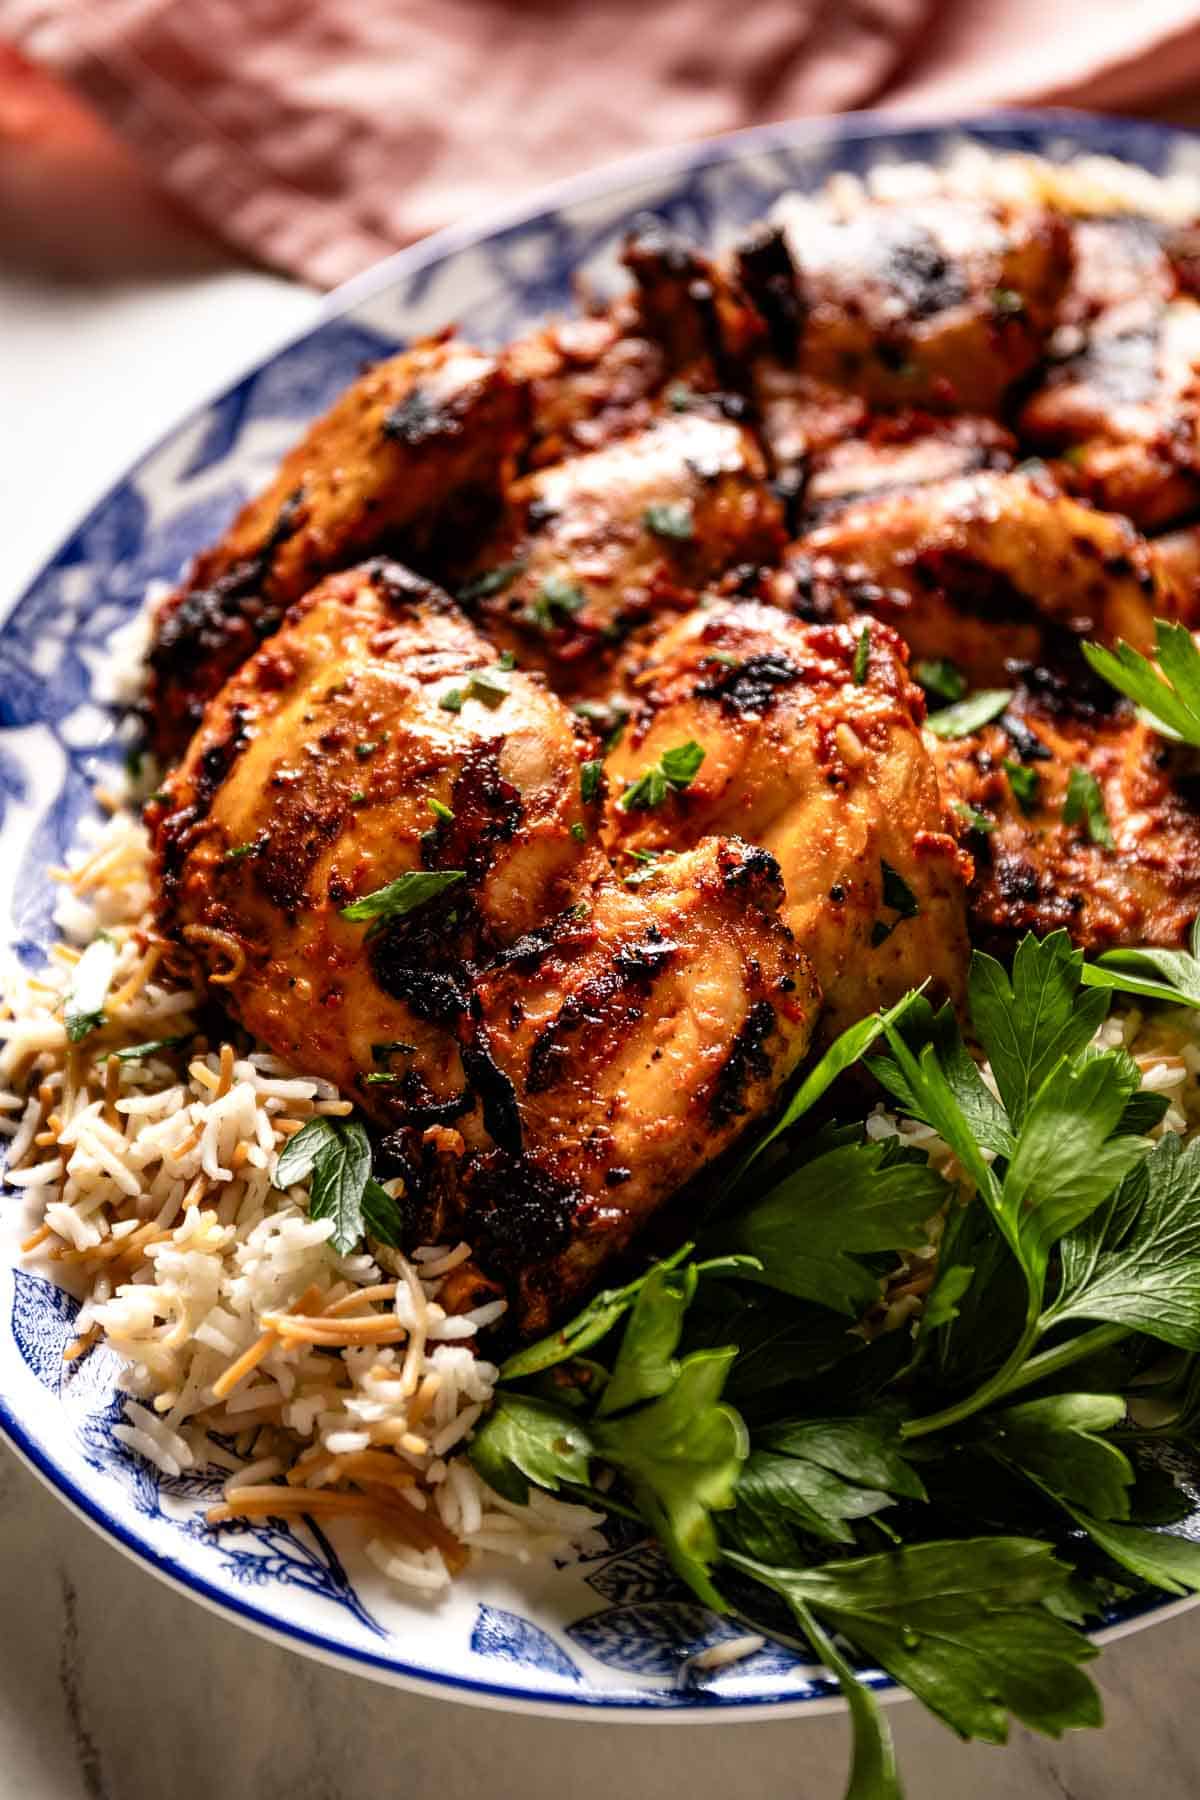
[463,839,819,1329]
[601,602,971,1036]
[148,339,527,759]
[931,674,1200,952]
[784,468,1161,686]
[1020,298,1200,530]
[762,194,1072,412]
[150,563,593,1122]
[800,412,1016,522]
[150,564,817,1325]
[462,412,784,693]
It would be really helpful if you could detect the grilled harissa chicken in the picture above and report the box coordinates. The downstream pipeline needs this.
[146,165,1200,1325]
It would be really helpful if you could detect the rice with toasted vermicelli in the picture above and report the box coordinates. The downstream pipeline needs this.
[0,801,603,1591]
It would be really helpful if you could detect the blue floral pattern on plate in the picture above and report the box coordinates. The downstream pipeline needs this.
[3,110,1199,1714]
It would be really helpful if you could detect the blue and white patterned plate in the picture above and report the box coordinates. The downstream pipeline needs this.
[5,109,1200,1718]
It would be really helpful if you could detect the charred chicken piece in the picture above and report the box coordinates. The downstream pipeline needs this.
[150,562,593,1123]
[151,563,818,1327]
[147,339,527,759]
[461,412,784,698]
[1020,295,1200,530]
[458,838,819,1331]
[783,468,1161,687]
[759,192,1072,412]
[601,602,971,1037]
[931,671,1200,952]
[800,412,1016,523]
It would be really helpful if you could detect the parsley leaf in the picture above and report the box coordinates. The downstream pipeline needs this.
[458,559,526,604]
[716,1138,945,1316]
[1081,914,1200,1011]
[525,574,585,631]
[728,1415,927,1552]
[852,626,871,684]
[64,934,117,1044]
[952,799,995,834]
[593,1347,747,1609]
[1045,1134,1200,1350]
[924,688,1013,739]
[727,1539,1101,1743]
[790,1600,903,1800]
[1063,1509,1200,1595]
[643,501,695,541]
[580,759,603,805]
[1002,757,1041,814]
[1083,620,1200,747]
[113,1033,192,1063]
[469,1392,593,1504]
[1063,766,1114,848]
[968,932,1108,1131]
[984,1393,1133,1520]
[914,658,966,705]
[618,740,705,810]
[340,869,466,923]
[596,1262,697,1418]
[500,1242,698,1380]
[871,862,921,945]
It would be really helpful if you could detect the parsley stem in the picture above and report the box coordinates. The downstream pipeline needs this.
[901,1299,1042,1439]
[996,1322,1131,1401]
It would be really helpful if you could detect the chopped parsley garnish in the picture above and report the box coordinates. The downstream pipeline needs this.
[439,669,509,713]
[870,861,921,945]
[114,1033,193,1063]
[428,797,455,824]
[952,799,996,834]
[525,574,585,632]
[667,382,694,412]
[992,286,1024,315]
[1003,758,1041,815]
[371,1040,416,1062]
[458,559,526,604]
[498,650,517,671]
[618,741,706,812]
[570,822,587,842]
[1062,766,1114,848]
[362,1071,405,1085]
[222,841,260,863]
[355,737,387,760]
[439,688,465,714]
[340,869,466,924]
[925,688,1014,739]
[580,760,604,806]
[64,934,117,1043]
[643,502,695,542]
[852,626,871,685]
[623,848,662,888]
[914,658,966,705]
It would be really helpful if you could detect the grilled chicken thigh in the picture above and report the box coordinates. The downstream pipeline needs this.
[601,602,971,1036]
[931,673,1200,951]
[148,340,528,759]
[784,468,1161,686]
[462,412,784,694]
[150,564,817,1324]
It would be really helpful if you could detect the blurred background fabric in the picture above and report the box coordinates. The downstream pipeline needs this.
[6,0,1200,292]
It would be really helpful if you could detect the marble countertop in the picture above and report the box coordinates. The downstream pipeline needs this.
[5,256,1200,1800]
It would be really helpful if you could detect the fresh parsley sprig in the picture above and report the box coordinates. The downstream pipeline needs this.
[1084,619,1200,745]
[618,740,706,811]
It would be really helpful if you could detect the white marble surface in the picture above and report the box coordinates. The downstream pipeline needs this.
[6,255,1200,1800]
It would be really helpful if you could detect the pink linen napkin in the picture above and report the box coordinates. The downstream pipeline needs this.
[5,0,1200,291]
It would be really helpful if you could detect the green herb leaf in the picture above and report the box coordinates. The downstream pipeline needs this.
[64,934,117,1043]
[113,1033,192,1063]
[852,626,871,685]
[951,799,995,834]
[458,559,527,604]
[500,1243,698,1380]
[525,574,585,632]
[361,1176,406,1248]
[870,863,920,946]
[307,1118,372,1255]
[274,1115,338,1188]
[468,1392,593,1504]
[728,1414,927,1553]
[371,1040,416,1062]
[1081,915,1200,1011]
[438,687,465,713]
[914,659,966,705]
[790,1600,904,1800]
[992,286,1024,315]
[1046,1134,1200,1350]
[593,1348,747,1609]
[968,932,1109,1131]
[580,759,603,805]
[924,688,1013,739]
[984,1393,1133,1520]
[222,840,260,862]
[340,869,466,924]
[727,1539,1101,1743]
[619,740,706,811]
[1062,766,1114,848]
[716,1139,945,1316]
[1065,1509,1200,1595]
[464,668,509,708]
[1083,620,1200,748]
[596,1262,697,1418]
[643,501,695,542]
[1002,758,1041,815]
[427,797,454,823]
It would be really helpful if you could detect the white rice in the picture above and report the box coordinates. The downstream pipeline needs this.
[1,807,601,1592]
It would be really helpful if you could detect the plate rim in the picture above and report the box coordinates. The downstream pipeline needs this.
[5,102,1200,1717]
